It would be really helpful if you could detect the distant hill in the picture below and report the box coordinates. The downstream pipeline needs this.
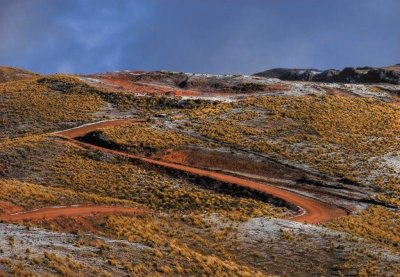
[254,64,400,84]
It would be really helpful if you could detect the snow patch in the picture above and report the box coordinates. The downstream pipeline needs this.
[384,153,400,174]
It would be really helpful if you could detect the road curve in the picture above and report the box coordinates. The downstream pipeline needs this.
[52,118,136,138]
[57,119,348,224]
[0,206,146,222]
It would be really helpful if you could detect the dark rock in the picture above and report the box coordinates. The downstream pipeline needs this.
[364,69,400,84]
[254,68,298,79]
[336,67,362,83]
[313,67,363,83]
[300,70,317,81]
[254,68,321,81]
[363,69,386,83]
[385,70,400,84]
[312,69,340,82]
[356,66,375,70]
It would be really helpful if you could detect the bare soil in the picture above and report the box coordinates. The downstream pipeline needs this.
[0,201,23,214]
[156,147,304,183]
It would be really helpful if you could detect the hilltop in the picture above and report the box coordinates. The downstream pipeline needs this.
[254,64,400,84]
[0,66,40,83]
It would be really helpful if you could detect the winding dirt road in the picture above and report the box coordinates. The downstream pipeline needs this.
[0,206,146,222]
[55,119,347,223]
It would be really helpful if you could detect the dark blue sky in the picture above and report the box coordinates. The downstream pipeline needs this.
[0,0,399,74]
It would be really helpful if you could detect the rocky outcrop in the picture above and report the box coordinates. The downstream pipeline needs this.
[363,69,400,84]
[336,67,362,83]
[312,69,340,82]
[253,68,321,81]
[254,66,400,84]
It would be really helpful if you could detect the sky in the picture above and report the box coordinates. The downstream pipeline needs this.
[0,0,399,74]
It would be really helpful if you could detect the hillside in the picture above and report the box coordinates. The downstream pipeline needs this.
[0,66,40,83]
[0,66,399,276]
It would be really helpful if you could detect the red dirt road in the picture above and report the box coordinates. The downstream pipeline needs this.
[57,119,348,224]
[0,206,146,222]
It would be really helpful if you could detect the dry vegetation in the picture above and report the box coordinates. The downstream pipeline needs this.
[0,77,106,139]
[103,94,400,207]
[98,122,207,153]
[0,136,286,276]
[178,95,400,204]
[0,66,39,83]
[0,135,287,221]
[103,215,266,276]
[0,179,135,210]
[0,74,208,139]
[0,134,287,275]
[0,249,117,276]
[80,92,400,264]
[1,68,400,276]
[192,96,400,181]
[326,205,400,252]
[48,149,287,220]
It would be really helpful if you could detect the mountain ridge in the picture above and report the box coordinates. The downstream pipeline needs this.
[254,64,400,84]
